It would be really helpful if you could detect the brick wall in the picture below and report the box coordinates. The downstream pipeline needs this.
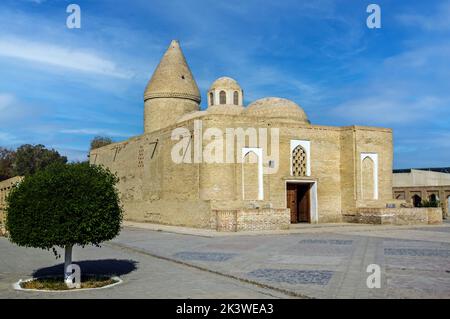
[213,208,290,232]
[343,207,442,225]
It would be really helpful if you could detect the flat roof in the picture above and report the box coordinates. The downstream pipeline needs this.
[393,167,450,174]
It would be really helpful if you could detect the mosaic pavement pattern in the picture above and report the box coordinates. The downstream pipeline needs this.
[173,251,238,262]
[299,239,353,245]
[247,269,334,285]
[4,223,449,298]
[384,248,450,257]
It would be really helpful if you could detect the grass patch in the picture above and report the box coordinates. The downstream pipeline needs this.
[20,275,118,290]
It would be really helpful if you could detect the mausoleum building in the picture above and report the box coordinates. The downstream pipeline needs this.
[90,40,441,231]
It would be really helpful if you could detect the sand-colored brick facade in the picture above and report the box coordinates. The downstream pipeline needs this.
[90,40,441,231]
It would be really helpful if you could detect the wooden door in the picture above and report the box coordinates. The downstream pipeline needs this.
[287,183,298,223]
[298,185,311,222]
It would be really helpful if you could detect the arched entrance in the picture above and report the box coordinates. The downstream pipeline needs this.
[412,194,422,207]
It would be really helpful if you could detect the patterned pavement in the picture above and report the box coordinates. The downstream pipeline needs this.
[1,220,449,298]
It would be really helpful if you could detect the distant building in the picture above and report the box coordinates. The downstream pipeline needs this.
[393,168,450,218]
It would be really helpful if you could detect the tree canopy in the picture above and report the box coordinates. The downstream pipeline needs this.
[90,136,113,151]
[12,144,68,177]
[5,162,123,252]
[0,147,15,181]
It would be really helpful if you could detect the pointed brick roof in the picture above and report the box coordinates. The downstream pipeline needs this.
[144,40,201,103]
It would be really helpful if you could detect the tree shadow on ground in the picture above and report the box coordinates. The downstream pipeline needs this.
[32,259,138,277]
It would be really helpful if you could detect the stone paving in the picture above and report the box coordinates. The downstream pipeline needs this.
[248,269,334,285]
[110,221,450,299]
[0,221,449,299]
[174,252,238,262]
[0,238,290,299]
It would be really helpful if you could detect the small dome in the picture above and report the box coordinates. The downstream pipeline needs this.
[209,77,242,91]
[246,97,310,123]
[208,77,243,107]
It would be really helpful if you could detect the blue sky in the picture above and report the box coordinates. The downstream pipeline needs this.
[0,0,449,168]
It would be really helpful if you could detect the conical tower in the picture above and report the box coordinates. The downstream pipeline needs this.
[144,40,201,133]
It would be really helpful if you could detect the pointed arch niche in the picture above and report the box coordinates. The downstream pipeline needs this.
[241,148,263,200]
[360,153,378,200]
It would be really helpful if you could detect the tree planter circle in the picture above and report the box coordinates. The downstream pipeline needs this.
[5,163,124,287]
[13,275,123,292]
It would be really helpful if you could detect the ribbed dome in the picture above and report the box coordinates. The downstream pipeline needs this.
[209,77,241,91]
[246,97,309,123]
[144,40,201,103]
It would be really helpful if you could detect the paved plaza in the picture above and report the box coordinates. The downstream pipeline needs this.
[1,221,449,299]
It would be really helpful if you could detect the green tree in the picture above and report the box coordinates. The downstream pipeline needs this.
[0,147,15,181]
[13,144,67,176]
[420,199,440,208]
[5,162,123,285]
[90,136,113,151]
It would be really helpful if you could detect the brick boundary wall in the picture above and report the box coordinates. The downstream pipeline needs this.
[343,207,443,225]
[213,208,290,232]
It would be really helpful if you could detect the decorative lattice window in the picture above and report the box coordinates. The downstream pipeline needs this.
[292,145,307,176]
[219,90,226,104]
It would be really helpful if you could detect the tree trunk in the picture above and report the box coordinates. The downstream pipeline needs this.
[64,245,73,286]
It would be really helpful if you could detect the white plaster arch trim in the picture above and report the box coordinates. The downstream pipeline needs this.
[360,153,379,200]
[241,147,264,200]
[290,140,311,176]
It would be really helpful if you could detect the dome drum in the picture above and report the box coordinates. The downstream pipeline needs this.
[208,77,243,107]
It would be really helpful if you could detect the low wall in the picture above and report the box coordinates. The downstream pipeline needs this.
[213,208,290,232]
[343,207,443,225]
[0,209,5,236]
[0,176,23,237]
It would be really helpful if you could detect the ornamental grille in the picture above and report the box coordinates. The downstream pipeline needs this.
[292,146,307,176]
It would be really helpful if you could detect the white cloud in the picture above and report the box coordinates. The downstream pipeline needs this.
[53,147,88,162]
[332,95,445,125]
[0,92,34,122]
[0,131,23,145]
[60,128,133,138]
[331,38,450,127]
[396,2,450,32]
[0,93,15,111]
[0,37,133,79]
